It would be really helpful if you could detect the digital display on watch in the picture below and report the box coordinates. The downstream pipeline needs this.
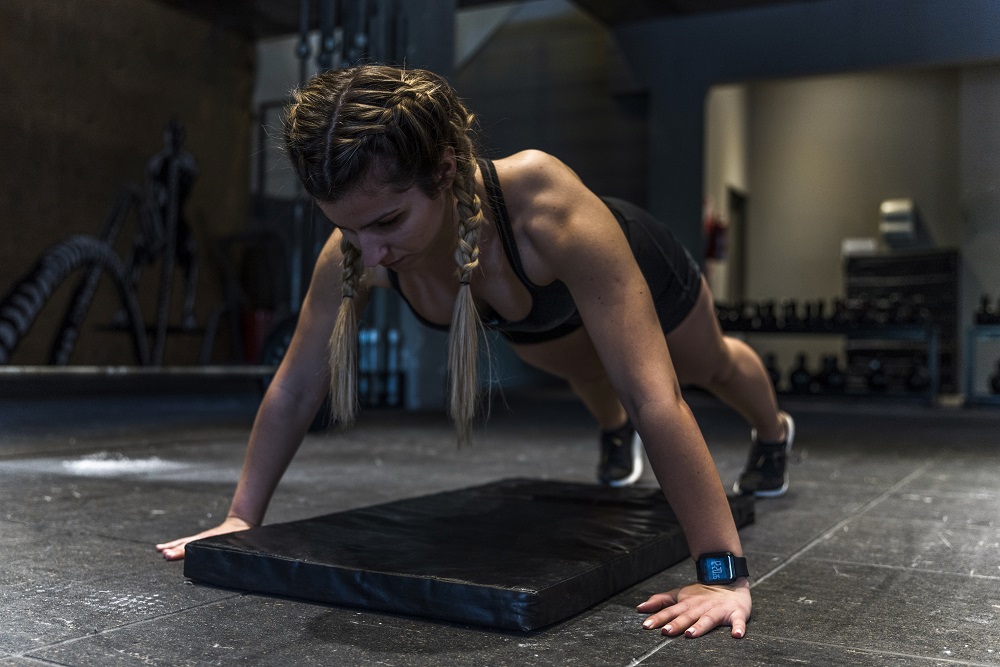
[699,556,734,583]
[696,552,748,584]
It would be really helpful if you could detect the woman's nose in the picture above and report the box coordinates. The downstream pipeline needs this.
[359,237,388,267]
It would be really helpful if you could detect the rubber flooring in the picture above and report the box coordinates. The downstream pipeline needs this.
[1,389,998,666]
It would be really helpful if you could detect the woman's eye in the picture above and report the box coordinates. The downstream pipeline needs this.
[378,215,401,228]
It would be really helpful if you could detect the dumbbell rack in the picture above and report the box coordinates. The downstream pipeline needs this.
[720,320,940,404]
[964,324,1000,406]
[844,250,958,393]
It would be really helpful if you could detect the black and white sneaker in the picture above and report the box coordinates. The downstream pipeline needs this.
[734,411,795,497]
[597,420,643,487]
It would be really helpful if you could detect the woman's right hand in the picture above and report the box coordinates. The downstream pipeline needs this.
[155,516,255,561]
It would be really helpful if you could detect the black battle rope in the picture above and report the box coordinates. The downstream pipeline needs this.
[49,185,145,365]
[0,235,150,365]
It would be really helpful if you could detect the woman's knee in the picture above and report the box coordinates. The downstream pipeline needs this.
[676,336,738,389]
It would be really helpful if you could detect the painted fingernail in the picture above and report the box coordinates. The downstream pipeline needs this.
[734,629,744,638]
[663,625,672,634]
[685,628,695,637]
[642,619,653,629]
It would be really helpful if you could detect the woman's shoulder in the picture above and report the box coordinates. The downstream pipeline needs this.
[491,150,589,225]
[492,150,581,194]
[488,151,600,283]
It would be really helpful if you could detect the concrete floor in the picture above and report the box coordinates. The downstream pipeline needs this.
[1,388,999,666]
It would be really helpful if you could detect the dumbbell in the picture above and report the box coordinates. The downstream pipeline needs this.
[788,353,813,394]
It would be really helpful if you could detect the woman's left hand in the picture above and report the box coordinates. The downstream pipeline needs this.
[636,579,752,638]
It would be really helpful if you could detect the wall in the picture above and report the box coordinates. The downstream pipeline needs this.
[454,0,648,207]
[616,0,1000,261]
[746,70,961,300]
[0,1,254,365]
[732,69,962,372]
[704,84,749,300]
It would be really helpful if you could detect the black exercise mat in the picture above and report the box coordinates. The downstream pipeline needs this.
[184,478,754,631]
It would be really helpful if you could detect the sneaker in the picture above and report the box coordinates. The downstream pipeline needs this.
[598,420,644,487]
[734,411,795,497]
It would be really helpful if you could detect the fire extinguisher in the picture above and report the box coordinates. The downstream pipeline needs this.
[703,198,728,262]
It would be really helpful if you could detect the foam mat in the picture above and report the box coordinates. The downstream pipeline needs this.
[184,478,754,631]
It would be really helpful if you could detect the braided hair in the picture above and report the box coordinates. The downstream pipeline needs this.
[284,65,485,445]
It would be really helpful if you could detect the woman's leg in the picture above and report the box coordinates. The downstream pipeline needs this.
[666,277,794,496]
[512,328,641,485]
[511,326,626,430]
[666,277,785,442]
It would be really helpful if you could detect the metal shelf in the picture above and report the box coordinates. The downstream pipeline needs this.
[964,325,1000,406]
[721,323,940,404]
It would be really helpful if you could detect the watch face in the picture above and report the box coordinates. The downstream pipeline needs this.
[700,556,735,583]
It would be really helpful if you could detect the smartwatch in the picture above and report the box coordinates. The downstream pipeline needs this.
[696,552,749,585]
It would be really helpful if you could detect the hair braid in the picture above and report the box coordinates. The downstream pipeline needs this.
[328,237,364,426]
[448,146,486,446]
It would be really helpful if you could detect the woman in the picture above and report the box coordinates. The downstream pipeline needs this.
[157,65,794,639]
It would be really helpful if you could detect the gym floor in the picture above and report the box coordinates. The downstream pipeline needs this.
[1,388,999,666]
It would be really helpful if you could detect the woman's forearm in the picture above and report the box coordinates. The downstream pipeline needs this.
[636,398,744,559]
[227,381,327,526]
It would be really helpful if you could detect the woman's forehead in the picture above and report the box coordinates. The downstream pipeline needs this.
[317,181,416,228]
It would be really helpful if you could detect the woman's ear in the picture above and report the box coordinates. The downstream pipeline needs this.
[435,147,458,192]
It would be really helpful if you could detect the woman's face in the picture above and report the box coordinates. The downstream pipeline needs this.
[318,178,453,271]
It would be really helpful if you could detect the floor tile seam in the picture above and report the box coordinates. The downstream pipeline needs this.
[9,594,243,659]
[789,555,1000,581]
[0,655,65,667]
[752,460,934,588]
[624,635,677,666]
[838,512,1000,532]
[746,633,999,666]
[623,623,998,667]
[5,655,72,666]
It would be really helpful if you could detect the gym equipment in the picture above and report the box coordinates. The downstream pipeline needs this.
[991,359,1000,395]
[357,327,403,408]
[763,352,781,389]
[0,236,149,365]
[976,295,1000,325]
[780,298,800,330]
[845,251,957,393]
[815,355,846,393]
[789,353,813,394]
[831,297,849,328]
[808,299,825,329]
[866,358,888,392]
[0,123,196,366]
[184,478,755,631]
[906,360,931,393]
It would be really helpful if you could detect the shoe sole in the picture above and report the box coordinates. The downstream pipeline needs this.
[733,411,795,498]
[604,431,644,488]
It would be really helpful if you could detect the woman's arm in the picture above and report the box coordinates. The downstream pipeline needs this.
[506,151,751,637]
[157,230,371,559]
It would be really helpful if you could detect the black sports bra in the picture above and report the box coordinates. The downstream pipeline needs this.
[386,158,583,344]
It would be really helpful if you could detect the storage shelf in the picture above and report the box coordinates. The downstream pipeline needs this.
[965,325,1000,406]
[720,321,939,404]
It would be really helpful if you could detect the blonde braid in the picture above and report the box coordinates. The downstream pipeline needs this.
[328,237,364,426]
[447,132,486,446]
